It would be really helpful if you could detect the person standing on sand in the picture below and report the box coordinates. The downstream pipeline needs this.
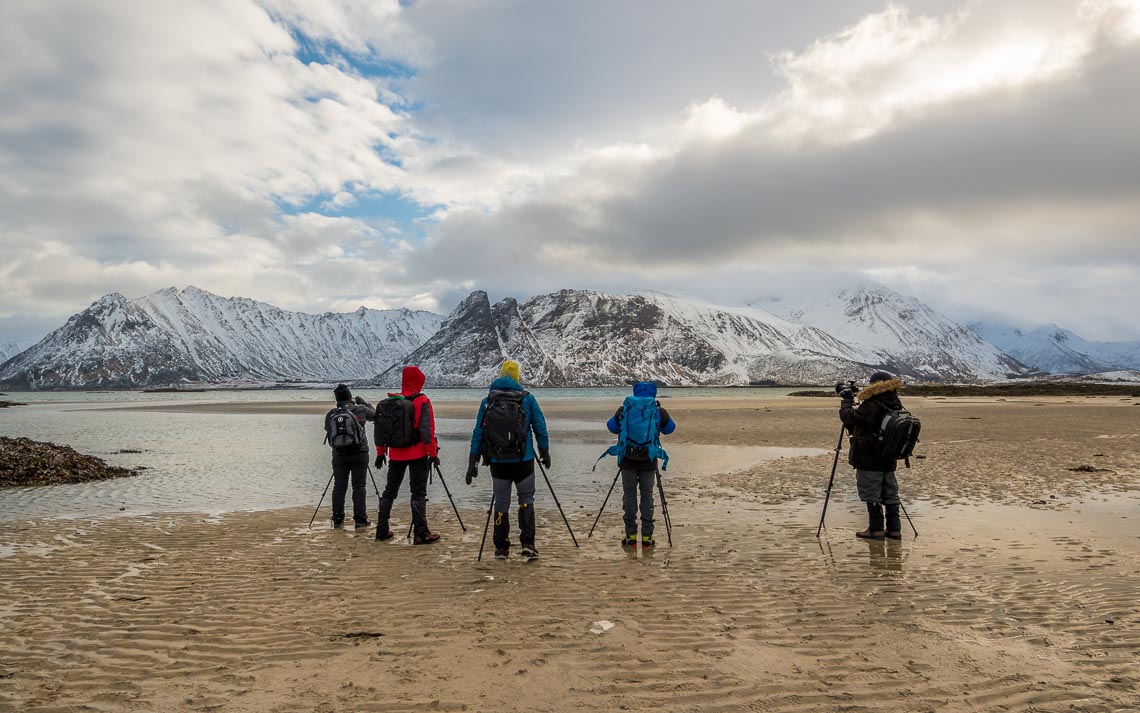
[839,371,906,540]
[324,384,375,530]
[466,360,550,560]
[374,365,441,545]
[606,382,676,548]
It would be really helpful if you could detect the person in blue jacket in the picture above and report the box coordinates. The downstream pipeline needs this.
[607,382,675,548]
[466,360,550,559]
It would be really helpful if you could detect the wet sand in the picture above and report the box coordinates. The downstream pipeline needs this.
[2,396,1138,711]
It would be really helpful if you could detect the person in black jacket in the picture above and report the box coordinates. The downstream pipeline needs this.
[325,383,376,530]
[839,371,904,540]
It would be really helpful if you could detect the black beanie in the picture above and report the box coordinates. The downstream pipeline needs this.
[869,371,894,384]
[333,383,352,402]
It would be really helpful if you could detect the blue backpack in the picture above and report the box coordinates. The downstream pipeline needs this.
[594,396,669,471]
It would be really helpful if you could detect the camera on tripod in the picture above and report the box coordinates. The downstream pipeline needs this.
[834,379,861,397]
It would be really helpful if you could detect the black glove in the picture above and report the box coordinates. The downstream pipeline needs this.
[429,455,441,469]
[839,388,855,402]
[354,396,366,405]
[375,454,386,469]
[539,448,551,469]
[465,453,479,485]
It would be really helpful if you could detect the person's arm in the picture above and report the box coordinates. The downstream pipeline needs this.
[420,398,438,458]
[607,407,621,434]
[840,396,874,430]
[528,395,550,451]
[659,405,676,435]
[469,398,488,456]
[354,398,376,421]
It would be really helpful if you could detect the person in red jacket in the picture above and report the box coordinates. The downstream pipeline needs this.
[374,365,441,544]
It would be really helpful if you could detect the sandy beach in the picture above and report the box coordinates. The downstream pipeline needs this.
[2,395,1138,712]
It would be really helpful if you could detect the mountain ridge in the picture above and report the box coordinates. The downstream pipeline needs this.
[0,287,443,389]
[2,285,1056,389]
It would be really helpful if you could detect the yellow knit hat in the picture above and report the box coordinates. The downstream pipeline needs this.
[500,359,521,382]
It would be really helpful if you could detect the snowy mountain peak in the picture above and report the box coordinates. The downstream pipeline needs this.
[0,287,443,389]
[772,287,1032,381]
[971,320,1140,375]
[368,289,874,387]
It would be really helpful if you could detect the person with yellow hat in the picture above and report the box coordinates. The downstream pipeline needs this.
[467,359,550,559]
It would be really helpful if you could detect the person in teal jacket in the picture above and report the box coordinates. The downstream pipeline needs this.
[466,360,550,559]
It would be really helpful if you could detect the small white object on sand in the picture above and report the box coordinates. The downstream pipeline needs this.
[589,620,615,635]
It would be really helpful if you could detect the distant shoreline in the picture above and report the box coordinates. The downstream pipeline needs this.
[792,382,1140,397]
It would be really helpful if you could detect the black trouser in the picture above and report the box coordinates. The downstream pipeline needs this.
[376,457,431,538]
[331,450,369,525]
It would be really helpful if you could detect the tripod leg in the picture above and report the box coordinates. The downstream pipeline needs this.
[588,470,621,538]
[537,461,579,548]
[366,466,382,501]
[899,501,919,538]
[816,426,846,537]
[434,464,467,531]
[477,491,494,562]
[309,473,335,528]
[655,470,672,547]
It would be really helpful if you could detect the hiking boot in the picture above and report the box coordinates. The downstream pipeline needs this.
[521,545,539,559]
[355,519,371,530]
[856,528,886,540]
[494,548,509,560]
[622,534,638,548]
[331,519,344,529]
[413,533,441,545]
[375,530,395,541]
[886,531,903,541]
[640,535,656,548]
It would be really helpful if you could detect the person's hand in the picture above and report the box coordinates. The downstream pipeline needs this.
[839,388,856,402]
[429,455,441,469]
[466,454,479,485]
[375,454,386,469]
[355,396,366,405]
[539,448,551,469]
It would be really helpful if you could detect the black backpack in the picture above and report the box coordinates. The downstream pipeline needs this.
[374,394,422,449]
[876,408,921,467]
[480,390,528,460]
[325,405,365,450]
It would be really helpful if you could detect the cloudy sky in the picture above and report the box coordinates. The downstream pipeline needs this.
[2,0,1139,343]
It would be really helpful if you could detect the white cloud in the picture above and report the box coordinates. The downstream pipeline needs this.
[1,0,1139,343]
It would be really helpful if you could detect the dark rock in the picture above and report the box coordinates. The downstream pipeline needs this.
[0,437,139,488]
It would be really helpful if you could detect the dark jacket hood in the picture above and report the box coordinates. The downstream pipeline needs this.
[401,365,426,396]
[633,381,657,398]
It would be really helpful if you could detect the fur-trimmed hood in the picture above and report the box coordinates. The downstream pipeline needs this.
[857,378,902,401]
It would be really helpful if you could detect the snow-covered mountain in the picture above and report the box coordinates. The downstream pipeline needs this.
[367,289,875,387]
[970,322,1140,375]
[0,287,442,389]
[0,340,34,365]
[764,286,1033,381]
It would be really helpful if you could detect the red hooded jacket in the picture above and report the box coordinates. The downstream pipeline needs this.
[379,365,439,461]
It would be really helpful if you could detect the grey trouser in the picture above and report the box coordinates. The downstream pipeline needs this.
[856,469,899,505]
[492,472,536,548]
[621,468,655,537]
[492,472,535,511]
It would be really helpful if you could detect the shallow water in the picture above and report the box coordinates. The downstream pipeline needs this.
[0,400,821,522]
